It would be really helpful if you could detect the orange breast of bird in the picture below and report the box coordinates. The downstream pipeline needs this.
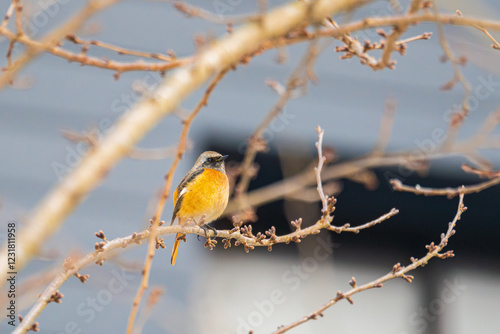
[173,168,229,224]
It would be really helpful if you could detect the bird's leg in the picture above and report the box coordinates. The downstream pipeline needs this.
[200,224,217,240]
[195,215,210,241]
[194,218,202,241]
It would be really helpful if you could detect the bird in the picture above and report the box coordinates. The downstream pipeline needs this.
[170,151,230,266]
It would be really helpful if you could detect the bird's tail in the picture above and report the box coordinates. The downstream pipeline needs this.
[171,233,184,266]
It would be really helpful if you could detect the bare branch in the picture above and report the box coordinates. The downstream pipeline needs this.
[462,164,500,179]
[172,1,261,25]
[373,0,423,70]
[372,99,397,155]
[234,37,321,213]
[457,9,500,50]
[16,126,397,332]
[1,2,15,28]
[0,0,121,89]
[225,129,498,216]
[0,0,370,287]
[126,69,229,334]
[390,178,500,197]
[132,287,164,334]
[314,126,329,213]
[273,194,467,333]
[14,205,397,333]
[65,34,174,62]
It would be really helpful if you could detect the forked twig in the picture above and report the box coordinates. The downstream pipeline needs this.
[390,178,500,197]
[273,193,467,333]
[15,127,397,333]
[1,0,365,287]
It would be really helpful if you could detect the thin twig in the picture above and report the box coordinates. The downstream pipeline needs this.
[396,33,432,44]
[1,0,366,287]
[2,12,500,78]
[326,18,377,67]
[234,37,321,212]
[16,126,397,332]
[467,109,500,148]
[125,69,229,334]
[132,287,164,334]
[390,177,500,198]
[0,0,121,89]
[65,34,174,62]
[273,193,466,333]
[316,13,500,41]
[0,25,191,74]
[373,0,423,70]
[462,164,500,179]
[314,126,328,213]
[172,1,262,25]
[225,128,499,216]
[432,2,472,152]
[14,206,398,333]
[457,9,500,51]
[1,2,15,28]
[14,0,23,35]
[372,99,397,155]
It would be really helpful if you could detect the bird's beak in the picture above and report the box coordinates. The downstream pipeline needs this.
[220,155,229,161]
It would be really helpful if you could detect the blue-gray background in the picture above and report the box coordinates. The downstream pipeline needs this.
[1,0,499,333]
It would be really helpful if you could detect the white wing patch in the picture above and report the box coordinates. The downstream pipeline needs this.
[178,187,188,198]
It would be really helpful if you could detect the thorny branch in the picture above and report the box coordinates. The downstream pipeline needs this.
[273,193,467,334]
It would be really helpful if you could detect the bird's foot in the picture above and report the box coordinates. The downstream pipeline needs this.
[199,224,217,241]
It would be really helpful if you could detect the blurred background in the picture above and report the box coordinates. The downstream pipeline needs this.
[1,0,499,333]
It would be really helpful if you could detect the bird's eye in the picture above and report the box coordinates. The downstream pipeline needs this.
[206,157,213,163]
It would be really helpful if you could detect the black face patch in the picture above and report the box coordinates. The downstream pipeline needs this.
[202,156,223,169]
